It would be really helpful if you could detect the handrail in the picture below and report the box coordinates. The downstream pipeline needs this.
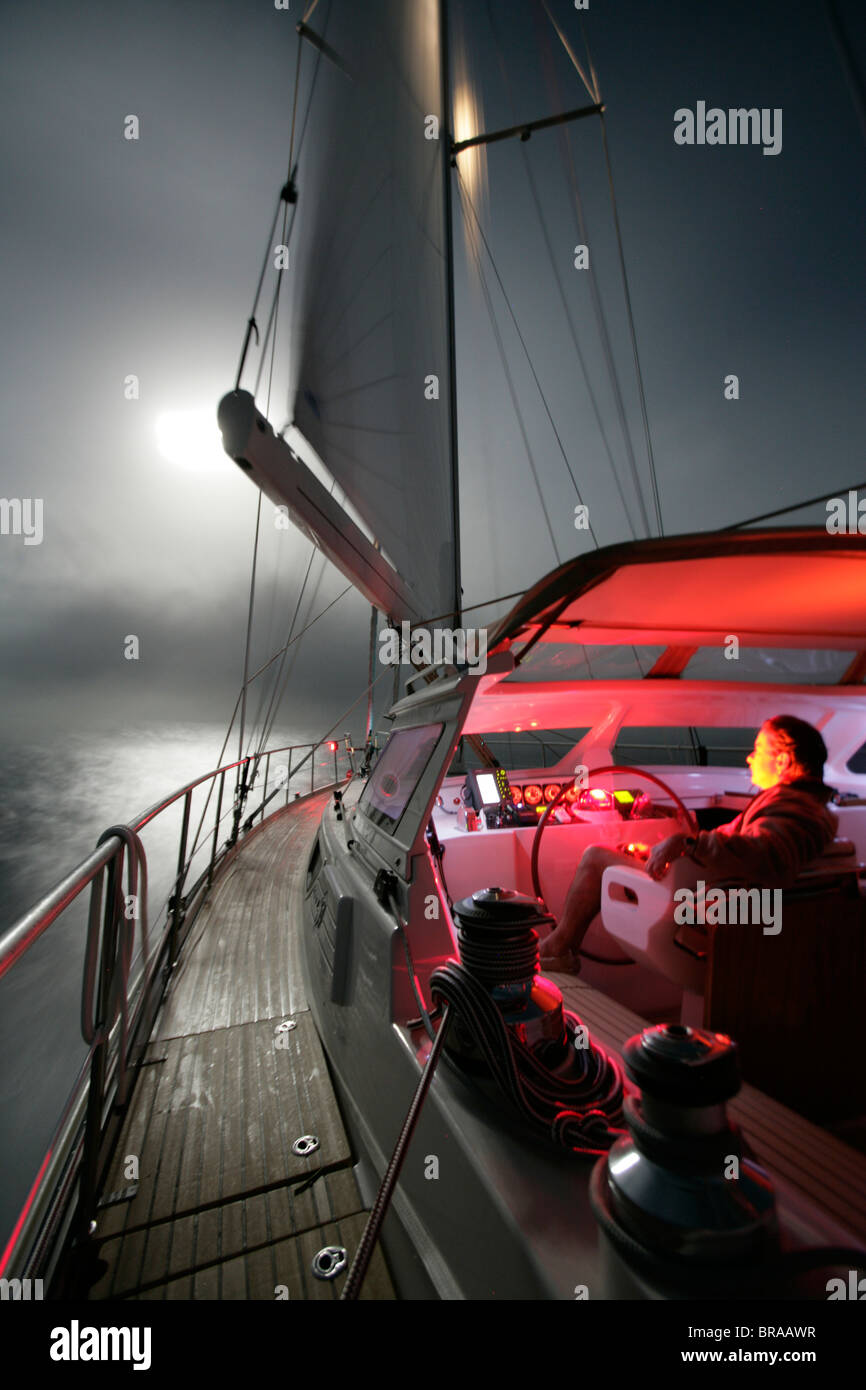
[0,741,319,979]
[0,736,350,1285]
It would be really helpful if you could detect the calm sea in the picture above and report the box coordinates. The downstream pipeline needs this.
[0,721,334,1253]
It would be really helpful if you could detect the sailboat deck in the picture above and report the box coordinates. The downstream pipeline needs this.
[87,791,394,1300]
[87,792,866,1299]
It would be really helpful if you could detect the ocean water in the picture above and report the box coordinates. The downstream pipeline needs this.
[0,722,339,1253]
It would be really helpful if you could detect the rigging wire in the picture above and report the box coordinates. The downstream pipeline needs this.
[457,169,600,552]
[825,0,866,147]
[186,582,355,864]
[538,14,652,540]
[484,0,635,544]
[235,15,325,397]
[541,4,662,536]
[251,547,324,770]
[540,0,598,104]
[242,194,293,781]
[227,14,331,793]
[237,494,263,784]
[596,110,664,539]
[234,194,283,391]
[457,170,561,566]
[520,150,636,543]
[482,1,647,677]
[287,24,304,176]
[721,480,866,531]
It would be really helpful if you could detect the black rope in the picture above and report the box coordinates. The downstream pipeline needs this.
[430,960,624,1154]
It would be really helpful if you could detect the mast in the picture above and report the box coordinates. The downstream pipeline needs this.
[440,0,462,628]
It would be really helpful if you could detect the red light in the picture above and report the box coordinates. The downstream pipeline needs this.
[523,784,543,806]
[328,741,338,752]
[511,786,523,805]
[579,788,613,811]
[543,783,562,803]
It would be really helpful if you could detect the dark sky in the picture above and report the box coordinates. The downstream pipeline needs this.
[1,0,864,742]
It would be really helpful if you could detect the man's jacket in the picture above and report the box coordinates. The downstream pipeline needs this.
[687,779,839,889]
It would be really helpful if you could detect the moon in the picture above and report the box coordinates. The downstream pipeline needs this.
[155,409,227,473]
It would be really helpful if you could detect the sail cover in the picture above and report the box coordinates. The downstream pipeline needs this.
[287,0,458,624]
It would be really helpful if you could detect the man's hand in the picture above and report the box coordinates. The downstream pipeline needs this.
[646,833,691,881]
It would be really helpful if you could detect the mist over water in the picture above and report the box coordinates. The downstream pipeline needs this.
[0,720,334,1249]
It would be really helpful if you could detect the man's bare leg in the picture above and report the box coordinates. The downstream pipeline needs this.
[541,845,636,959]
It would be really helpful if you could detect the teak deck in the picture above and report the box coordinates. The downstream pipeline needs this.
[88,792,866,1299]
[89,792,392,1300]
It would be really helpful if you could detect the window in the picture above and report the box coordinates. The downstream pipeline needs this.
[847,740,866,775]
[450,729,591,772]
[614,727,758,768]
[682,648,855,685]
[504,643,665,682]
[359,724,444,831]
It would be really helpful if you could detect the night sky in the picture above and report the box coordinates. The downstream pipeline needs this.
[1,0,864,742]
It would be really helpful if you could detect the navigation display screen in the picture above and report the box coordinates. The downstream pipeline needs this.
[359,724,444,831]
[474,772,501,807]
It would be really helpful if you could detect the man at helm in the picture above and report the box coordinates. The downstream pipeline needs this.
[539,715,839,974]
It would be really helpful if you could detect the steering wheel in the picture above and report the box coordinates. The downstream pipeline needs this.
[530,764,699,905]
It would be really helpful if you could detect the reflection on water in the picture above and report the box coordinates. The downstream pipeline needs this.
[0,721,333,1250]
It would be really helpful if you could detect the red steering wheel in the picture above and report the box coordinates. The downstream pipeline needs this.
[530,764,699,905]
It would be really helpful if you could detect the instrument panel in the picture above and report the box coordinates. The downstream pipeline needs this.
[449,767,662,829]
[512,783,655,818]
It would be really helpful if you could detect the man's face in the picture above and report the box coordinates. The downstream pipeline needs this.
[746,728,788,789]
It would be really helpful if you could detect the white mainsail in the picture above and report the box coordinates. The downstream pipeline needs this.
[267,0,459,626]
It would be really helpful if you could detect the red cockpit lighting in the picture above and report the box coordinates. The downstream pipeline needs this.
[579,788,613,810]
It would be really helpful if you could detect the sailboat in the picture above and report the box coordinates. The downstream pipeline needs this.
[2,0,866,1306]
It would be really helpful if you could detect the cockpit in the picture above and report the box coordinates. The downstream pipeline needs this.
[351,533,866,1131]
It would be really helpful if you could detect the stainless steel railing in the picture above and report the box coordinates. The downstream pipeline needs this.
[0,737,352,1288]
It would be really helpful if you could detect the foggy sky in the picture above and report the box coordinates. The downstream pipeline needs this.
[1,0,864,743]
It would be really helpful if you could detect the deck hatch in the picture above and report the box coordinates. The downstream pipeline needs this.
[95,1014,351,1238]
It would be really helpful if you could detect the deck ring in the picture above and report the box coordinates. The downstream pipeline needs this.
[275,1019,297,1033]
[292,1134,320,1156]
[312,1245,347,1280]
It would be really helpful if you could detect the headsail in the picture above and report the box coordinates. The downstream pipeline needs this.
[223,0,460,628]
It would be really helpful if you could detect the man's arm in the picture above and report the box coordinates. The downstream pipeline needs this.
[686,803,835,888]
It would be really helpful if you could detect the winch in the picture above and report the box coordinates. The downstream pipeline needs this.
[450,886,564,1052]
[429,887,625,1154]
[590,1022,780,1297]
